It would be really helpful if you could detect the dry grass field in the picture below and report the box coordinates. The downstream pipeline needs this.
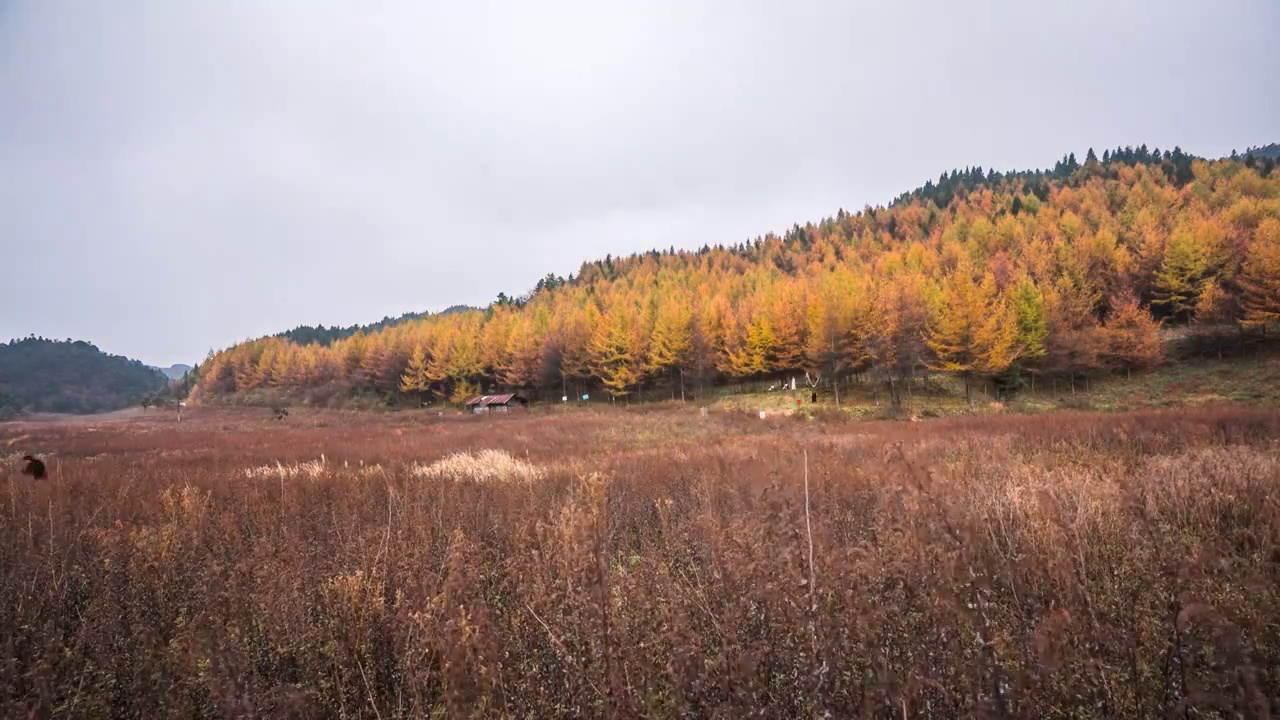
[2,404,1279,718]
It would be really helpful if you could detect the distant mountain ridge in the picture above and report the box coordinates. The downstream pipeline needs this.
[0,337,168,417]
[149,363,193,380]
[1240,143,1280,161]
[275,305,480,347]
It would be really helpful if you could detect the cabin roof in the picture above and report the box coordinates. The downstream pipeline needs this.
[464,393,521,407]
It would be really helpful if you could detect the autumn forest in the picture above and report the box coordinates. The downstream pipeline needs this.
[193,147,1280,407]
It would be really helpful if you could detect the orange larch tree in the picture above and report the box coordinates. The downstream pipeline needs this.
[1239,218,1280,330]
[1100,290,1164,379]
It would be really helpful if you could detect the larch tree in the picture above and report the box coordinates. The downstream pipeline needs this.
[717,310,753,381]
[742,314,778,380]
[425,329,453,390]
[1100,290,1163,379]
[1008,274,1049,388]
[375,338,410,395]
[341,332,368,377]
[526,307,556,394]
[272,347,300,388]
[357,335,390,393]
[554,297,596,397]
[1192,278,1233,326]
[298,344,326,387]
[1151,225,1211,321]
[688,297,723,399]
[293,346,319,387]
[810,267,886,404]
[880,273,931,404]
[767,281,808,376]
[590,306,641,399]
[1042,272,1104,392]
[286,345,312,388]
[645,296,693,401]
[447,325,483,389]
[253,346,276,389]
[1239,218,1280,330]
[435,320,482,403]
[314,348,341,386]
[805,270,856,404]
[480,309,515,382]
[399,345,431,403]
[500,316,542,389]
[925,268,1018,403]
[845,281,886,380]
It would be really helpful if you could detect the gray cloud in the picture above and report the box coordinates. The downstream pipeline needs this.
[2,0,1277,366]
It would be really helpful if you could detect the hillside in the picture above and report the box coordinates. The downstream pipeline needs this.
[0,338,169,417]
[193,145,1280,408]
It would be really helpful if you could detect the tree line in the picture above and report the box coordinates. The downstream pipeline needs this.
[193,149,1280,407]
[274,305,479,347]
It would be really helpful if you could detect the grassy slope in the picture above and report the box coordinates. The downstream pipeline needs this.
[708,351,1280,418]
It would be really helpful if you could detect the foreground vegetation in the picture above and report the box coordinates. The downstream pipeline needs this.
[3,404,1278,717]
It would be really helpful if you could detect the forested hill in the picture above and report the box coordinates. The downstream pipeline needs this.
[0,338,169,417]
[1241,144,1280,161]
[194,145,1280,406]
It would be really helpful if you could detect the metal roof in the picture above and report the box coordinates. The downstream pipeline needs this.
[465,393,520,407]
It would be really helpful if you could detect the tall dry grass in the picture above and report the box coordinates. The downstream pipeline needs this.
[1,405,1278,718]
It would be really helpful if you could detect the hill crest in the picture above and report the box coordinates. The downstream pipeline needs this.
[1,337,168,417]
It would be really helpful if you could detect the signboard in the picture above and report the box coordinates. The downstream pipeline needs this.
[581,394,589,401]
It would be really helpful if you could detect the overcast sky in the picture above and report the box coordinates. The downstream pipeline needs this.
[2,0,1277,367]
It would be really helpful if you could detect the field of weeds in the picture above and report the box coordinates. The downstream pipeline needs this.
[2,405,1279,718]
